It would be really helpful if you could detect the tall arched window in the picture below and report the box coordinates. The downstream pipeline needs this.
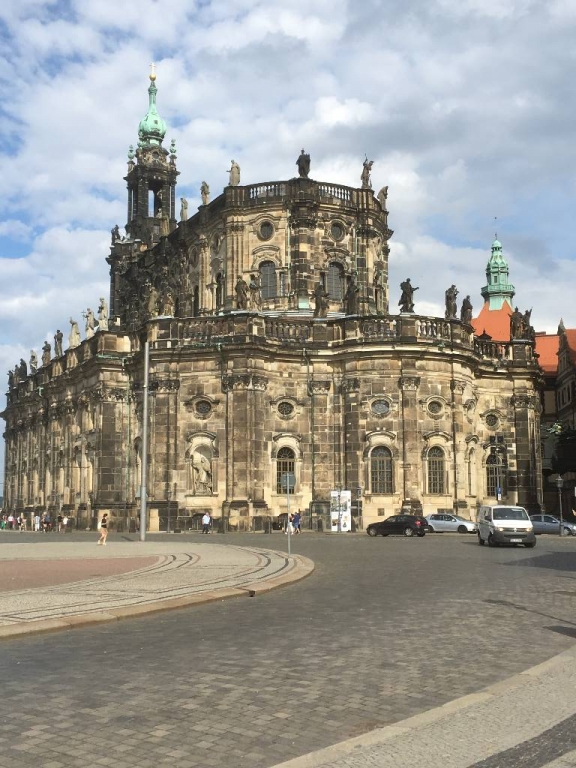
[260,261,277,299]
[427,447,445,494]
[215,273,224,309]
[326,262,344,301]
[370,446,393,494]
[486,453,504,498]
[276,447,295,494]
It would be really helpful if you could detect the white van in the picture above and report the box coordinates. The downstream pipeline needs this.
[477,505,536,548]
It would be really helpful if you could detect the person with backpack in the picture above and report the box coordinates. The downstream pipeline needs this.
[97,513,108,545]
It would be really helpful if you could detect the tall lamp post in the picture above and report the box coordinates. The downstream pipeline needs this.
[166,486,172,534]
[556,476,564,537]
[336,485,342,533]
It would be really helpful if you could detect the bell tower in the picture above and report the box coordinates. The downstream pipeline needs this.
[481,237,515,310]
[125,65,179,244]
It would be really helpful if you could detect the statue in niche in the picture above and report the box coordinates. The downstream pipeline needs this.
[200,181,210,206]
[460,295,473,325]
[111,224,121,243]
[249,273,261,309]
[398,278,418,313]
[30,350,38,374]
[344,275,359,315]
[146,284,159,318]
[160,290,175,317]
[41,341,52,366]
[191,451,213,495]
[84,308,95,339]
[98,297,109,331]
[235,276,249,310]
[180,197,188,222]
[54,329,64,357]
[313,281,330,318]
[296,149,310,179]
[373,263,386,314]
[69,318,81,348]
[228,160,241,186]
[155,189,163,217]
[377,186,388,209]
[445,285,458,319]
[361,157,374,189]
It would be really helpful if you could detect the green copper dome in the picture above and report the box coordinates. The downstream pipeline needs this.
[138,71,167,148]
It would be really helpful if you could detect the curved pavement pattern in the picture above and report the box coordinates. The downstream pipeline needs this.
[0,540,314,638]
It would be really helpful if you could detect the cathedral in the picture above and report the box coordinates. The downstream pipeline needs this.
[1,71,544,530]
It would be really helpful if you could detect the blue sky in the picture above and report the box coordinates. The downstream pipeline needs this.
[2,0,576,492]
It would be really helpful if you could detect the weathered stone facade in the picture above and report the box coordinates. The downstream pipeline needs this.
[1,76,544,529]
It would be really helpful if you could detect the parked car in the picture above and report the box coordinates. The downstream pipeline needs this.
[530,514,576,536]
[366,515,428,537]
[425,513,477,534]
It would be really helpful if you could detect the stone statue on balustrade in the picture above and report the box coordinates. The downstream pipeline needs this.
[200,181,210,206]
[510,307,526,340]
[377,186,388,209]
[84,308,95,339]
[180,197,188,222]
[344,275,360,315]
[7,369,15,388]
[228,160,241,187]
[30,350,38,374]
[313,281,330,318]
[235,276,249,310]
[98,297,109,331]
[41,341,51,366]
[18,358,27,379]
[460,295,473,325]
[111,224,121,243]
[361,158,374,189]
[69,318,81,348]
[445,285,458,319]
[54,329,64,357]
[398,278,418,313]
[296,149,310,179]
[249,273,261,310]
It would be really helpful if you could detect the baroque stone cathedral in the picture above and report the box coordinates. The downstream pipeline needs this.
[2,71,543,530]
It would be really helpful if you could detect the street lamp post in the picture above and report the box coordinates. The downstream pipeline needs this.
[336,486,342,533]
[356,486,362,528]
[556,476,564,537]
[166,486,172,534]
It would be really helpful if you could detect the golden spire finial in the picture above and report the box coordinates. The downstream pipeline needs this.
[150,62,156,82]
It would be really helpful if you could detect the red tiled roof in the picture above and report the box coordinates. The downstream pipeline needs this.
[471,301,513,341]
[534,333,559,374]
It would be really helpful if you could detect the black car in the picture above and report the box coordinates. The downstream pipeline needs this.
[366,514,428,537]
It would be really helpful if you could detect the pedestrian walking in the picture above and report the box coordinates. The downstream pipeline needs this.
[293,511,301,534]
[34,513,41,532]
[63,515,69,532]
[97,513,108,545]
[285,513,294,535]
[202,512,212,534]
[57,513,64,532]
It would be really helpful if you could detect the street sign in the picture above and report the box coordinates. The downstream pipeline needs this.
[280,472,296,492]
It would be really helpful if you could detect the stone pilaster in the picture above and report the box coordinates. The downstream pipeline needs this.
[398,374,421,501]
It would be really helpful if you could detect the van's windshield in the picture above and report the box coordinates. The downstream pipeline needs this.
[492,508,529,521]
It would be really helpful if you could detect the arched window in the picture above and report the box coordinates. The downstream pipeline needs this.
[260,261,277,299]
[326,262,344,301]
[370,446,393,494]
[276,447,295,494]
[486,453,504,498]
[427,447,445,494]
[467,449,476,496]
[215,273,224,309]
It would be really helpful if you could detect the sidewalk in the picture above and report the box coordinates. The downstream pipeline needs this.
[271,643,576,768]
[0,538,314,639]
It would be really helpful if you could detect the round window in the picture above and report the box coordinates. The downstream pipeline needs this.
[428,400,443,415]
[195,399,212,417]
[277,401,295,418]
[371,399,390,416]
[331,222,345,241]
[485,413,499,428]
[259,221,274,240]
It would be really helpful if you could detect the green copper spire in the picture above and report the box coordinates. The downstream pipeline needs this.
[138,64,167,148]
[481,236,515,309]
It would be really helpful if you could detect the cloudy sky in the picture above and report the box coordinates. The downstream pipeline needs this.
[1,0,575,488]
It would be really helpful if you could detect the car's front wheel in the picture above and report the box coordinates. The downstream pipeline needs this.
[457,525,468,534]
[404,527,415,537]
[367,527,378,537]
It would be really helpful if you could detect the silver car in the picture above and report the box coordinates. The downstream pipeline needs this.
[530,515,576,536]
[425,513,477,534]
